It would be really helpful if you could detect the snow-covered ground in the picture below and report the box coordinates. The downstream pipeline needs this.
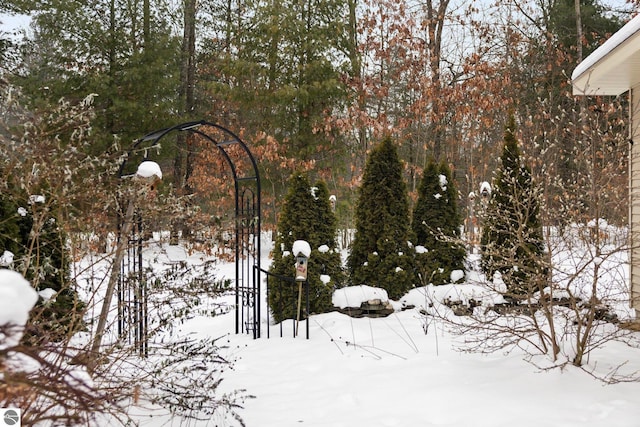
[5,230,640,426]
[114,233,640,427]
[210,313,640,427]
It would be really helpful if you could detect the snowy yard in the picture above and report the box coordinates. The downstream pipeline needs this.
[5,230,640,426]
[108,233,640,427]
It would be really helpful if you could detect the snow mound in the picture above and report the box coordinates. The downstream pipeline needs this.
[39,288,57,301]
[450,269,465,283]
[0,269,38,350]
[332,285,389,309]
[0,250,14,266]
[400,283,506,310]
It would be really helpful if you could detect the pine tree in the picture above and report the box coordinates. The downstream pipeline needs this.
[14,0,182,152]
[347,137,415,300]
[0,181,83,343]
[549,0,622,61]
[412,158,466,285]
[268,173,344,323]
[200,0,349,165]
[481,115,545,300]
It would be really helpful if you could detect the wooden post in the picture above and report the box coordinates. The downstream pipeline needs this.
[295,281,302,337]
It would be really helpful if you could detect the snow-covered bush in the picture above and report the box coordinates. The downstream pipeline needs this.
[0,269,38,349]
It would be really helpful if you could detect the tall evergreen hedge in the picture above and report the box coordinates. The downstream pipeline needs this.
[268,174,344,323]
[412,158,466,285]
[347,137,415,299]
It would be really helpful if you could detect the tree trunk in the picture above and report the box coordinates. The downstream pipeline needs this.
[425,0,450,161]
[143,0,150,48]
[575,0,583,63]
[172,0,197,244]
[88,197,136,374]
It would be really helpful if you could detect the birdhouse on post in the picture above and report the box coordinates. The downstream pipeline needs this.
[135,161,163,193]
[293,240,311,282]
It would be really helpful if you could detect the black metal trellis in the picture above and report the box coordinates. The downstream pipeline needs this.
[117,120,262,350]
[117,212,148,356]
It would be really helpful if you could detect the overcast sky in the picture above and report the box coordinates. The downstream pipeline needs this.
[0,1,636,39]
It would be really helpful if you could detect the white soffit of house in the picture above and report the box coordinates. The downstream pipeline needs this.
[572,13,640,96]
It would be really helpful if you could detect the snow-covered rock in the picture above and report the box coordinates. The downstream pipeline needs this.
[333,285,395,318]
[332,285,389,309]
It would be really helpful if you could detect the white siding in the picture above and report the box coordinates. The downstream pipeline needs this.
[631,86,640,315]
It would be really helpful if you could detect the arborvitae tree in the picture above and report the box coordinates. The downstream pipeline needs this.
[347,137,415,299]
[412,158,466,285]
[0,176,82,343]
[0,167,80,340]
[480,115,545,300]
[268,174,344,323]
[19,196,84,344]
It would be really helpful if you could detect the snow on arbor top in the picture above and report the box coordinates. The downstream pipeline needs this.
[136,161,162,180]
[0,269,38,350]
[292,240,311,258]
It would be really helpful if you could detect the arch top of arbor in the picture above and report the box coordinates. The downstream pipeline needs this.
[126,119,261,183]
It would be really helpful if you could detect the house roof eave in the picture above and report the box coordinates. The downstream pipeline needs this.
[572,13,640,96]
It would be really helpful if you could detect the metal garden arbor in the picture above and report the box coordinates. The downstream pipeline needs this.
[117,120,262,353]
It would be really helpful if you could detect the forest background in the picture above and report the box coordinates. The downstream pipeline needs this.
[0,0,636,239]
